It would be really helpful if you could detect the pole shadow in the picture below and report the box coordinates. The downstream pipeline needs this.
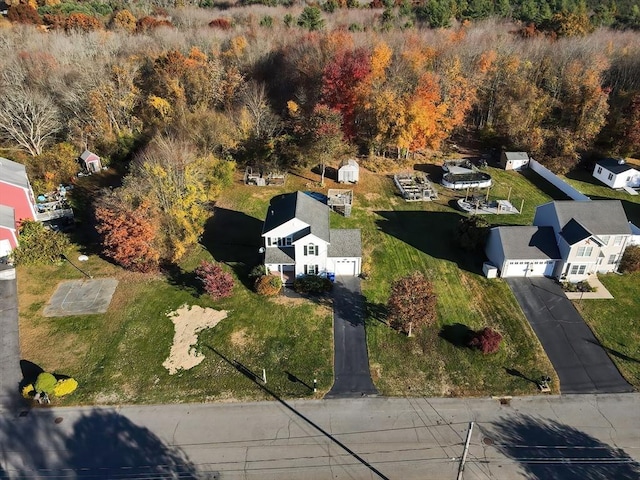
[503,367,541,387]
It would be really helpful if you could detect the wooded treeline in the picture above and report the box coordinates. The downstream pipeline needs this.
[2,5,640,265]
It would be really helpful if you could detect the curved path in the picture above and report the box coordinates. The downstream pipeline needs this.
[325,276,378,398]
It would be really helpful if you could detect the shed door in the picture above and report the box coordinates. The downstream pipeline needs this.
[335,260,356,276]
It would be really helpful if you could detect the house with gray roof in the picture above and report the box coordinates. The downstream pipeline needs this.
[592,158,640,190]
[485,200,632,281]
[262,191,362,284]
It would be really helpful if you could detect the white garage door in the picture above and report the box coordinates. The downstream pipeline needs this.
[335,260,356,276]
[503,260,556,277]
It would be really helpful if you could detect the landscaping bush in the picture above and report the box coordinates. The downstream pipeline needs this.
[293,275,332,294]
[53,378,79,397]
[34,372,57,395]
[248,264,267,281]
[468,327,503,354]
[195,260,234,300]
[255,274,282,296]
[561,280,595,292]
[12,221,70,265]
[619,245,640,273]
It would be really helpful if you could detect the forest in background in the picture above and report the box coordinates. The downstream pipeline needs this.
[2,1,640,265]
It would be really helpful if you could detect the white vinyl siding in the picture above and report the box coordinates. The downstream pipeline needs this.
[570,264,587,275]
[304,244,318,256]
[304,264,318,275]
[576,246,593,257]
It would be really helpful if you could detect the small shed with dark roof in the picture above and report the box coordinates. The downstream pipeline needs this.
[593,158,640,189]
[485,226,561,278]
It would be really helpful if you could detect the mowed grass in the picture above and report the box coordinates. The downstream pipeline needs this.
[573,274,640,388]
[330,163,558,396]
[17,174,333,405]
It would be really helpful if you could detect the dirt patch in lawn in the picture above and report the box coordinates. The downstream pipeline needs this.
[230,328,251,348]
[163,305,228,375]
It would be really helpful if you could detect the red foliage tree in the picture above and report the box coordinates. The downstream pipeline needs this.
[387,272,437,334]
[321,47,371,139]
[64,13,103,32]
[95,202,160,272]
[136,16,173,33]
[208,18,232,30]
[468,327,502,354]
[195,261,234,300]
[7,4,42,25]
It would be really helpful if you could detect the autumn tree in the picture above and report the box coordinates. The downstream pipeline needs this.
[468,327,502,354]
[109,9,137,33]
[195,261,234,300]
[95,194,160,272]
[619,245,640,273]
[387,272,437,335]
[27,142,79,194]
[307,104,349,184]
[12,220,70,266]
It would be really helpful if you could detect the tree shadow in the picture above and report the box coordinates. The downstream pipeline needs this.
[332,280,364,327]
[366,301,388,325]
[162,263,202,296]
[488,414,640,480]
[201,207,264,289]
[374,210,483,274]
[0,388,205,479]
[439,323,473,348]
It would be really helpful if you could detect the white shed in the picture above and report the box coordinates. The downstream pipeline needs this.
[593,158,640,190]
[500,152,530,171]
[338,159,359,183]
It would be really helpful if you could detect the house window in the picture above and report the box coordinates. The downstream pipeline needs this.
[608,254,617,264]
[576,246,593,257]
[608,173,614,181]
[597,166,602,174]
[613,236,623,246]
[273,237,292,247]
[304,244,318,256]
[305,265,318,275]
[570,264,587,275]
[599,235,610,245]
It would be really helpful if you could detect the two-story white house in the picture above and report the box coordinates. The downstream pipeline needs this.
[485,200,632,281]
[262,191,362,284]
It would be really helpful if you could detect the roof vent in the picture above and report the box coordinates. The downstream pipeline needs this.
[618,158,626,165]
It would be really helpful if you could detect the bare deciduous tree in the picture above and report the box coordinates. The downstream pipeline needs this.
[0,86,61,156]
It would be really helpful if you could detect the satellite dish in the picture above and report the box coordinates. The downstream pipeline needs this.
[258,247,265,254]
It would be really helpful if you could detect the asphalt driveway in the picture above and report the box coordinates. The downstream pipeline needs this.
[325,276,378,398]
[506,277,632,394]
[0,267,21,407]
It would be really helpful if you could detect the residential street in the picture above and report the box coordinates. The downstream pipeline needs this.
[0,394,638,479]
[326,276,378,398]
[507,277,633,394]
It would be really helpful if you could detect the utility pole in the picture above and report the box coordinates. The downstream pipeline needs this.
[457,421,474,480]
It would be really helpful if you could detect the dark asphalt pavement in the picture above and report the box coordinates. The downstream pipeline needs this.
[0,268,21,408]
[325,276,378,398]
[507,277,633,394]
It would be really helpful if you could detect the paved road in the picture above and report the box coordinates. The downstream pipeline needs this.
[325,277,378,398]
[0,394,638,479]
[507,277,633,394]
[0,267,21,409]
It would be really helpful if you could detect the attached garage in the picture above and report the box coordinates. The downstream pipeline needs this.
[327,229,362,277]
[485,226,561,278]
[334,259,358,276]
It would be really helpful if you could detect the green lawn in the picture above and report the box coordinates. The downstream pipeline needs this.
[331,164,559,396]
[574,272,640,388]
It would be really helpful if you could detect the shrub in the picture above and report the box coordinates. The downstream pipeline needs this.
[53,378,78,397]
[561,280,595,292]
[209,18,232,29]
[35,372,57,395]
[255,274,282,296]
[195,260,234,300]
[248,264,267,280]
[619,245,640,273]
[12,221,70,266]
[293,275,332,294]
[22,384,35,399]
[468,327,502,354]
[7,4,42,24]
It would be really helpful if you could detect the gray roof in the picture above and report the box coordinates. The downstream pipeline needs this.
[0,157,29,189]
[264,247,295,264]
[560,218,592,245]
[596,158,636,175]
[548,200,631,235]
[0,204,15,229]
[504,152,529,161]
[339,159,358,169]
[263,191,330,242]
[328,229,362,258]
[495,226,561,260]
[80,150,99,161]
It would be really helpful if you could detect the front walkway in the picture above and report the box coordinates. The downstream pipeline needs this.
[506,277,632,394]
[325,276,378,398]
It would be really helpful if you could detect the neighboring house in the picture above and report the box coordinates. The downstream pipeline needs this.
[79,150,102,173]
[485,226,561,277]
[0,205,18,257]
[500,152,530,171]
[592,158,640,190]
[630,222,640,246]
[485,200,632,281]
[0,157,38,226]
[262,191,362,284]
[338,159,359,183]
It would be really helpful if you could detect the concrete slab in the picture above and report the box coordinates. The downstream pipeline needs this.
[43,278,118,317]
